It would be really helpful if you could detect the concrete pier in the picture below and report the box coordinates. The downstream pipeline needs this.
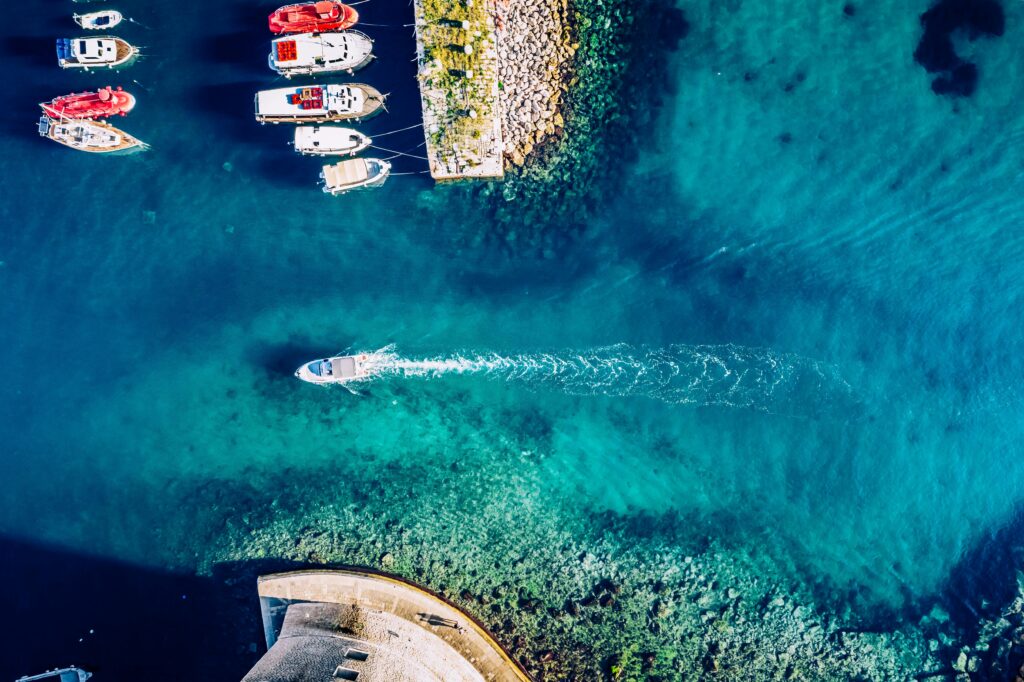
[413,0,504,181]
[243,569,530,682]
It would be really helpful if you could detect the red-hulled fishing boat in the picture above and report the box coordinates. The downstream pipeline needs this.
[268,1,358,34]
[40,86,135,120]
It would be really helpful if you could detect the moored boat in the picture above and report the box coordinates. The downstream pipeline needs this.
[268,1,359,34]
[56,36,138,69]
[16,666,92,682]
[40,86,135,120]
[38,116,146,154]
[293,125,371,156]
[254,83,385,124]
[295,354,374,384]
[268,31,374,77]
[73,10,123,30]
[319,157,391,194]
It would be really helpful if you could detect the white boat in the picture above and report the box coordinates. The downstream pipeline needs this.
[293,125,371,156]
[73,10,123,29]
[320,157,391,194]
[269,31,374,78]
[17,667,92,682]
[254,83,385,124]
[38,116,146,154]
[295,354,374,385]
[56,36,138,69]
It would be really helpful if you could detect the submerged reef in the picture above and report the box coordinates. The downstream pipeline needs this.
[913,0,1004,97]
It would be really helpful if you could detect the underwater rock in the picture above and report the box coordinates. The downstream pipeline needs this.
[913,0,1004,97]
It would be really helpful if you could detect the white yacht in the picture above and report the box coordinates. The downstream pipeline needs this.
[73,10,123,30]
[269,31,374,78]
[254,83,385,124]
[293,125,371,156]
[295,355,374,385]
[56,36,138,69]
[17,667,92,682]
[320,158,391,194]
[38,116,146,154]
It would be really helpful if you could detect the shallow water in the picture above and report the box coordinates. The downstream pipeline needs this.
[4,0,1024,675]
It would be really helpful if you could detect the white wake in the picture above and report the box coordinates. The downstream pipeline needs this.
[352,344,851,413]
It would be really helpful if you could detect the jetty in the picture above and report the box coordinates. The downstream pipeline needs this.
[242,569,531,681]
[412,0,504,181]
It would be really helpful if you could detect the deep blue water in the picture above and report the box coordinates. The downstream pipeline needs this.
[4,0,1024,676]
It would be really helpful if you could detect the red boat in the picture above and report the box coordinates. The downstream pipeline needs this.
[40,86,135,120]
[268,1,359,34]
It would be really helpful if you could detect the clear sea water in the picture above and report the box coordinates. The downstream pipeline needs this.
[4,0,1024,675]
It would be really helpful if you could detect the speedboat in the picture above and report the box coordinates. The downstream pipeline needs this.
[38,116,146,154]
[40,86,135,120]
[293,125,371,156]
[320,158,391,194]
[17,667,92,682]
[295,354,373,385]
[269,31,374,77]
[254,83,385,124]
[269,1,359,34]
[74,10,123,29]
[56,36,138,69]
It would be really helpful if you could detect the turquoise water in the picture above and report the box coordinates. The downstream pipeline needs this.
[4,0,1024,675]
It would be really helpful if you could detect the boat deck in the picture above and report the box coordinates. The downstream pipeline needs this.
[413,0,504,181]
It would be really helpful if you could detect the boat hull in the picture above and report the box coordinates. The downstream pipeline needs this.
[294,355,373,384]
[39,117,146,154]
[41,87,135,120]
[293,126,372,156]
[57,36,138,70]
[268,31,375,78]
[254,84,385,124]
[269,1,359,34]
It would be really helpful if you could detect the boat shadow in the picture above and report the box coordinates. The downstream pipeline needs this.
[203,30,270,70]
[251,338,360,380]
[3,36,54,69]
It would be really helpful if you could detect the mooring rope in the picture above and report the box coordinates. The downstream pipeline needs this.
[390,171,431,176]
[373,145,429,161]
[372,123,423,138]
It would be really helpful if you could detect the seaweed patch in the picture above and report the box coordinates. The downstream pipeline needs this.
[913,0,1004,97]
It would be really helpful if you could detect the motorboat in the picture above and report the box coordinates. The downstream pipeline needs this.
[38,116,146,154]
[41,86,135,120]
[73,10,123,29]
[295,354,374,385]
[292,125,371,156]
[254,83,385,124]
[269,31,374,77]
[269,1,359,34]
[16,667,92,682]
[56,36,138,69]
[320,157,391,194]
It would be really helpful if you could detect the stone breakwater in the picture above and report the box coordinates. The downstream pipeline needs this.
[494,0,575,167]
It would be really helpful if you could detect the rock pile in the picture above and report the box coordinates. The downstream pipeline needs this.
[494,0,576,167]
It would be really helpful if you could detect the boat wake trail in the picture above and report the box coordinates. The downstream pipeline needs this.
[358,344,853,415]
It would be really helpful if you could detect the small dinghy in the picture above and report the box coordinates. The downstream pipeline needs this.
[56,36,138,69]
[320,157,390,195]
[254,83,385,124]
[269,31,374,77]
[40,86,135,120]
[38,116,146,154]
[293,125,371,156]
[295,354,375,385]
[73,10,123,29]
[269,1,359,34]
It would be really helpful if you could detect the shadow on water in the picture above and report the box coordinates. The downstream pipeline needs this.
[4,36,53,69]
[250,338,361,379]
[204,30,271,69]
[0,536,262,681]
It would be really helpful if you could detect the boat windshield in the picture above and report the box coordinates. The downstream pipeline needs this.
[307,360,328,377]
